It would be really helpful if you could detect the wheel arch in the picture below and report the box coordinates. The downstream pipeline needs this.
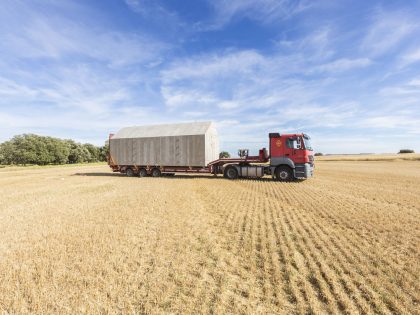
[274,164,294,181]
[270,157,295,176]
[222,163,240,173]
[223,164,240,179]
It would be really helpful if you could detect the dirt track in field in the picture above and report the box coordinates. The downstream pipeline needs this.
[0,161,419,314]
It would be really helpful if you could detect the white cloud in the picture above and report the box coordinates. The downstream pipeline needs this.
[161,87,218,108]
[202,0,311,30]
[0,3,167,67]
[184,111,209,117]
[379,86,419,96]
[218,101,240,109]
[159,47,366,148]
[277,27,335,61]
[124,0,184,34]
[310,58,371,73]
[160,48,363,120]
[161,50,264,84]
[0,77,38,98]
[277,102,360,127]
[361,10,418,56]
[0,65,135,115]
[359,115,420,134]
[400,48,420,67]
[379,78,420,97]
[408,78,420,87]
[125,0,172,17]
[160,50,274,112]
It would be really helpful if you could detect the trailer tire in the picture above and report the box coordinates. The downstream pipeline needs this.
[224,166,239,180]
[138,168,148,178]
[126,168,135,177]
[151,168,161,177]
[275,166,293,182]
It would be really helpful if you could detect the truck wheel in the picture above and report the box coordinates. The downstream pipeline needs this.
[275,166,293,182]
[138,168,148,177]
[151,168,161,177]
[126,168,134,177]
[224,166,239,180]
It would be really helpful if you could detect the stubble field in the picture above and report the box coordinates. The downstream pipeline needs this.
[0,160,419,314]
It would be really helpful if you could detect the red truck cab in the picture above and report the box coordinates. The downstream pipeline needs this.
[269,133,314,180]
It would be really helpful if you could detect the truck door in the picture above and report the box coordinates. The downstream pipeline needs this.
[285,136,305,164]
[284,137,295,159]
[293,136,306,164]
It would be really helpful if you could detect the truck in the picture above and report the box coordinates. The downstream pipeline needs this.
[107,121,314,181]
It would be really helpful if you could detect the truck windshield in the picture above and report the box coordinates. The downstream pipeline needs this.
[303,136,313,151]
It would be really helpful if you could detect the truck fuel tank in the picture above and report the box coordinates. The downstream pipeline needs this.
[239,166,265,178]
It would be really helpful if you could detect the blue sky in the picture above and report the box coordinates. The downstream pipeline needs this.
[0,0,419,154]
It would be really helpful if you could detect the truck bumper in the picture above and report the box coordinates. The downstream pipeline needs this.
[294,163,314,179]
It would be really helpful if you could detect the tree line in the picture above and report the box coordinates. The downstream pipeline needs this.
[0,134,108,165]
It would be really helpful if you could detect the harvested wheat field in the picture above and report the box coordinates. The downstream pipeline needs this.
[0,161,419,314]
[316,153,420,162]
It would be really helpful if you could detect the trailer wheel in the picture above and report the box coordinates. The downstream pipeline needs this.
[275,166,293,182]
[126,168,135,177]
[224,166,239,180]
[138,168,148,178]
[151,168,161,177]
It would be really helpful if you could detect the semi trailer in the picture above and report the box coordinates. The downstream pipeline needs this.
[108,121,314,181]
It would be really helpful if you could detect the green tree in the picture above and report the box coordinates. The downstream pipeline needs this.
[7,134,43,165]
[66,140,84,164]
[0,145,4,165]
[83,143,100,162]
[46,137,69,164]
[99,144,109,162]
[219,151,230,158]
[0,134,106,165]
[0,141,16,164]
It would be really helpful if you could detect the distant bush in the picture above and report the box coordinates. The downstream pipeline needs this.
[0,134,108,166]
[314,152,323,156]
[398,149,415,154]
[219,151,231,158]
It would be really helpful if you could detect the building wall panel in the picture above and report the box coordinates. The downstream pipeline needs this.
[110,122,219,167]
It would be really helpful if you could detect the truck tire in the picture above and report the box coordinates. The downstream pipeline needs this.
[138,168,148,177]
[151,168,161,177]
[224,166,239,180]
[126,168,135,177]
[275,166,293,182]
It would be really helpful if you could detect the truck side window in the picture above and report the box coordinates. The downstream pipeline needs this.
[287,137,303,149]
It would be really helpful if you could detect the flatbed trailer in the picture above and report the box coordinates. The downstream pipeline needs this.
[109,148,269,177]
